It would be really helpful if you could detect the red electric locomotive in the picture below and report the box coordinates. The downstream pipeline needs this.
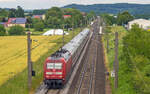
[44,28,90,88]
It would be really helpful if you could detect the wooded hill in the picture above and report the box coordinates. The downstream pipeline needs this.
[63,3,150,15]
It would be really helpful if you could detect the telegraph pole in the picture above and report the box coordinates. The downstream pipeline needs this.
[27,31,32,91]
[114,32,119,89]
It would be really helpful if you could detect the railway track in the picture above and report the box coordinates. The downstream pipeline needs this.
[75,26,99,94]
[76,35,98,94]
[68,18,106,94]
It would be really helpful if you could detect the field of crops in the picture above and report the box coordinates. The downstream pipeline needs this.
[0,35,61,86]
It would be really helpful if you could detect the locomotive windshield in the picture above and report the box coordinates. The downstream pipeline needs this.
[54,63,62,69]
[47,63,62,69]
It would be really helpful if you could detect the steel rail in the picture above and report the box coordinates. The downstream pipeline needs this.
[76,26,99,94]
[88,34,98,94]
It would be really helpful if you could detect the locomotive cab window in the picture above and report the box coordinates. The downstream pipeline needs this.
[54,63,62,69]
[47,63,62,69]
[47,63,54,69]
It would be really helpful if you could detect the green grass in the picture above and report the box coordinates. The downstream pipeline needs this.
[103,26,136,94]
[0,28,82,94]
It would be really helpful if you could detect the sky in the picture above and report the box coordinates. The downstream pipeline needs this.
[0,0,150,9]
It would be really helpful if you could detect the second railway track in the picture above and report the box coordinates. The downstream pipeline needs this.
[68,18,105,94]
[69,20,100,94]
[76,33,98,94]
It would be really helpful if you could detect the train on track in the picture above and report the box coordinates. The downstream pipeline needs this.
[44,28,90,88]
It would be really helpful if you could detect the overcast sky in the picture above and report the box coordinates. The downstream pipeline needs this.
[0,0,150,9]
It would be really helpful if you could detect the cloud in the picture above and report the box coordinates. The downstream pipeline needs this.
[0,0,150,9]
[0,0,16,1]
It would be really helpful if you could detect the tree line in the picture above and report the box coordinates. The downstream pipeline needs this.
[101,11,134,26]
[0,7,96,36]
[0,6,24,21]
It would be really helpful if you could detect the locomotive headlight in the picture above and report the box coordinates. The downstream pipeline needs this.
[46,72,53,75]
[55,72,62,75]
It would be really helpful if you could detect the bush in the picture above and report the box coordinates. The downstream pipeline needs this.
[34,21,44,31]
[8,25,25,35]
[0,25,6,36]
[122,24,150,93]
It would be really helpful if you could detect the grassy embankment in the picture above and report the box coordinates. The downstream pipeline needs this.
[103,26,137,94]
[0,28,82,94]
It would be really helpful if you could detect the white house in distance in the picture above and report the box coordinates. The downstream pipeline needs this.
[128,19,150,30]
[43,29,69,36]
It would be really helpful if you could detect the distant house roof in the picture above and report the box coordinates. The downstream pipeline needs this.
[0,22,7,27]
[0,22,5,25]
[8,18,27,24]
[32,15,43,19]
[129,19,150,24]
[63,15,71,19]
[128,19,150,29]
[8,18,16,24]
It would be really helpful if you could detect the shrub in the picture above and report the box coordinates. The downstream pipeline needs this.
[34,21,44,31]
[0,25,6,36]
[8,25,25,35]
[122,24,150,93]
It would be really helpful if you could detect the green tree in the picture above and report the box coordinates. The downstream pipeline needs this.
[45,7,63,28]
[64,17,72,29]
[0,9,8,17]
[34,21,45,31]
[26,16,33,28]
[0,25,6,36]
[122,24,150,93]
[0,9,8,22]
[64,8,83,28]
[8,25,25,35]
[32,18,45,31]
[86,11,96,22]
[16,6,25,17]
[8,6,24,18]
[45,16,62,28]
[101,13,116,25]
[32,18,41,24]
[117,11,134,25]
[33,9,47,15]
[8,8,17,18]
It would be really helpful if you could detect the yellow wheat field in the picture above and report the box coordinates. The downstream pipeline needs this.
[0,35,61,86]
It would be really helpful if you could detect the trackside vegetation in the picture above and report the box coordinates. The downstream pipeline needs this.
[8,25,25,35]
[0,28,81,94]
[0,25,6,36]
[103,26,150,94]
